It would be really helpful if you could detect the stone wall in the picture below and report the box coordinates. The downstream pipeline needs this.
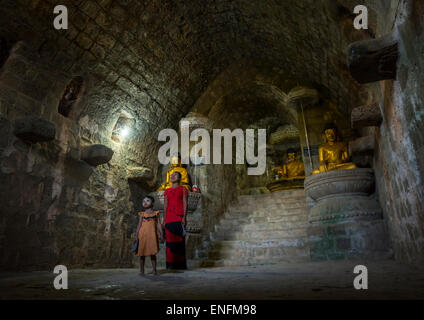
[0,41,163,271]
[318,0,424,263]
[359,0,424,263]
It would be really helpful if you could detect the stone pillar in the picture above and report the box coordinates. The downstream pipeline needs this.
[305,169,392,260]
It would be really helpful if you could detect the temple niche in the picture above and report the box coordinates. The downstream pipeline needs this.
[58,76,84,118]
[266,125,305,192]
[0,37,11,70]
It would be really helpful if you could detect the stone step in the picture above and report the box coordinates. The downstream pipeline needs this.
[193,254,310,268]
[214,220,308,233]
[237,190,306,200]
[230,205,307,213]
[190,190,311,268]
[195,238,309,257]
[236,194,307,202]
[206,246,310,260]
[236,192,306,200]
[220,212,308,225]
[224,207,307,219]
[241,221,309,231]
[211,227,308,241]
[234,198,307,208]
[210,238,309,249]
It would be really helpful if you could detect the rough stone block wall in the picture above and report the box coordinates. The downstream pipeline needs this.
[0,41,163,271]
[368,0,424,263]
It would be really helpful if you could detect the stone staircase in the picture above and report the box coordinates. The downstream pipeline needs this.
[190,189,310,267]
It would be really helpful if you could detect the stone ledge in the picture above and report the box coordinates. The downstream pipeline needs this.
[81,144,114,166]
[14,116,56,143]
[351,103,382,129]
[126,166,154,184]
[347,32,398,83]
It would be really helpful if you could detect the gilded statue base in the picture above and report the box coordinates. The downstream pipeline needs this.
[266,178,304,192]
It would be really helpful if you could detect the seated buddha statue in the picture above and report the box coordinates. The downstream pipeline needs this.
[281,149,305,180]
[312,123,357,174]
[157,155,191,191]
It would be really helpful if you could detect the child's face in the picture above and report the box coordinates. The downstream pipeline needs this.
[142,197,153,208]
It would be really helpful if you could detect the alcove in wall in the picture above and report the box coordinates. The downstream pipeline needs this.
[58,76,84,117]
[0,37,12,71]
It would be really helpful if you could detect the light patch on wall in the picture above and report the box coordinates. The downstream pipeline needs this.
[111,112,135,143]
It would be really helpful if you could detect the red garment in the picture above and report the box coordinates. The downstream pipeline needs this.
[164,185,188,223]
[164,185,188,269]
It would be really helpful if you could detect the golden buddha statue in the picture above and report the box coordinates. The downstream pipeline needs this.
[157,155,191,191]
[312,124,357,174]
[281,149,305,180]
[267,149,305,192]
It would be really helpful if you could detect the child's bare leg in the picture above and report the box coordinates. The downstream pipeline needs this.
[151,255,157,275]
[139,256,145,274]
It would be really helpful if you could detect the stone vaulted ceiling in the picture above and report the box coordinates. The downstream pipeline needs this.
[1,0,368,133]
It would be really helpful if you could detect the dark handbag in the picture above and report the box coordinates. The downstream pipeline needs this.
[131,239,139,253]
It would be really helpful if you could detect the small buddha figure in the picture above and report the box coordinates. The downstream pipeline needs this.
[312,123,357,174]
[267,149,305,192]
[281,149,305,180]
[272,164,284,180]
[157,154,191,191]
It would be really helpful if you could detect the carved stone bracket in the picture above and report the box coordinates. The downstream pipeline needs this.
[351,103,382,129]
[81,144,114,166]
[126,166,153,183]
[14,116,56,143]
[349,135,376,155]
[347,33,398,83]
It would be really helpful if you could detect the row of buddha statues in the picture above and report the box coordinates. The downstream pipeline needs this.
[156,124,357,193]
[268,123,356,191]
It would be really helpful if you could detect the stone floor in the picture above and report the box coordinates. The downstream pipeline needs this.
[1,260,423,300]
